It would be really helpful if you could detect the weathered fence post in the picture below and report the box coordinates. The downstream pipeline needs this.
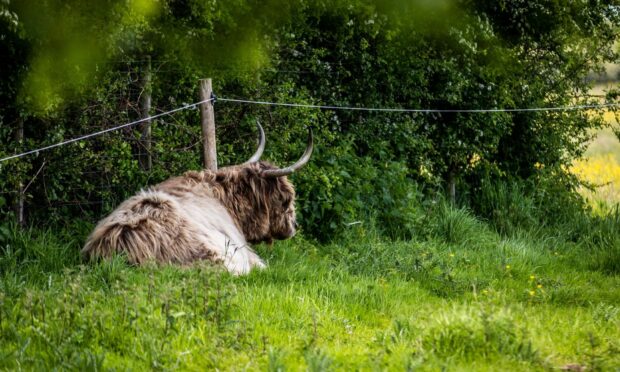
[140,55,152,171]
[199,78,217,171]
[14,118,25,227]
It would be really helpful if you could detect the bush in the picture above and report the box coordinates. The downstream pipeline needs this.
[1,1,618,243]
[294,138,423,241]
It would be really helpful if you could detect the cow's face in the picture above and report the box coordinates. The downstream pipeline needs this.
[216,125,312,245]
[266,176,297,241]
[217,162,300,245]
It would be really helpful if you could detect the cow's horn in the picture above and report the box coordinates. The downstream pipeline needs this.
[263,128,313,178]
[244,120,265,164]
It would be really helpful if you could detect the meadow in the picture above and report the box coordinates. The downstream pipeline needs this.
[2,120,620,370]
[1,2,618,370]
[0,201,619,371]
[1,103,620,372]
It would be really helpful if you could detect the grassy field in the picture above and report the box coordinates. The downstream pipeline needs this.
[1,107,619,371]
[1,207,619,371]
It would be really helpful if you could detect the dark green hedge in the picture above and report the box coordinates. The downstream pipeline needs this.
[0,0,618,239]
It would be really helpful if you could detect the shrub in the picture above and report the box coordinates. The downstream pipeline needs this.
[468,165,589,237]
[294,138,423,241]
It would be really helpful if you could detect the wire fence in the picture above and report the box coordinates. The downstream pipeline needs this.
[217,97,620,113]
[2,96,618,164]
[0,89,618,225]
[0,98,213,163]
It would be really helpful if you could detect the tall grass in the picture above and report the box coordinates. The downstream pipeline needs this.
[1,197,619,370]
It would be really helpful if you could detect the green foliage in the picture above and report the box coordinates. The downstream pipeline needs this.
[0,262,237,370]
[1,0,618,350]
[0,0,618,241]
[468,166,590,238]
[423,202,493,246]
[294,138,423,240]
[421,309,538,362]
[469,177,538,236]
[575,207,620,275]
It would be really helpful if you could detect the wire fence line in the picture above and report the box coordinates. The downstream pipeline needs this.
[217,97,620,113]
[0,98,214,164]
[1,94,619,164]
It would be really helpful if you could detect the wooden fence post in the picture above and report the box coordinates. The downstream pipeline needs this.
[14,118,25,227]
[199,78,217,171]
[140,55,152,171]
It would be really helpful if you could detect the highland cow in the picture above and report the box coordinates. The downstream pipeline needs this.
[82,123,313,275]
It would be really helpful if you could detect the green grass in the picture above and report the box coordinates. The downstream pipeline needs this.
[0,209,619,371]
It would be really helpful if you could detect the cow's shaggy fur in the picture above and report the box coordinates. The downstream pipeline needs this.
[82,161,298,274]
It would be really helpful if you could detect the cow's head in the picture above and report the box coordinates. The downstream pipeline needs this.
[215,122,313,244]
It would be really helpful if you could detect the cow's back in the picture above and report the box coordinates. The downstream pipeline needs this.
[82,190,216,265]
[82,188,265,274]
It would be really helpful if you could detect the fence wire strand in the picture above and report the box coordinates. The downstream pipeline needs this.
[2,94,618,164]
[217,97,620,113]
[0,98,213,164]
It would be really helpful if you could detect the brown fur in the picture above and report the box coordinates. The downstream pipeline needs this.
[158,161,297,243]
[82,161,298,274]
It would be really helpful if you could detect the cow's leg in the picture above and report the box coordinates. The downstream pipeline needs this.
[198,234,265,275]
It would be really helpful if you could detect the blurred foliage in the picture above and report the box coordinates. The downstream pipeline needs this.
[0,0,618,239]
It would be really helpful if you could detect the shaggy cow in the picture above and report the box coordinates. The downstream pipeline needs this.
[82,123,313,275]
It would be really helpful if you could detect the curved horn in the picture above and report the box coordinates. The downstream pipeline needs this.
[244,120,265,164]
[263,128,313,178]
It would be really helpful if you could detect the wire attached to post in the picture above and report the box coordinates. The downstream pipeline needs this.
[0,98,214,164]
[216,97,620,113]
[1,93,618,164]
